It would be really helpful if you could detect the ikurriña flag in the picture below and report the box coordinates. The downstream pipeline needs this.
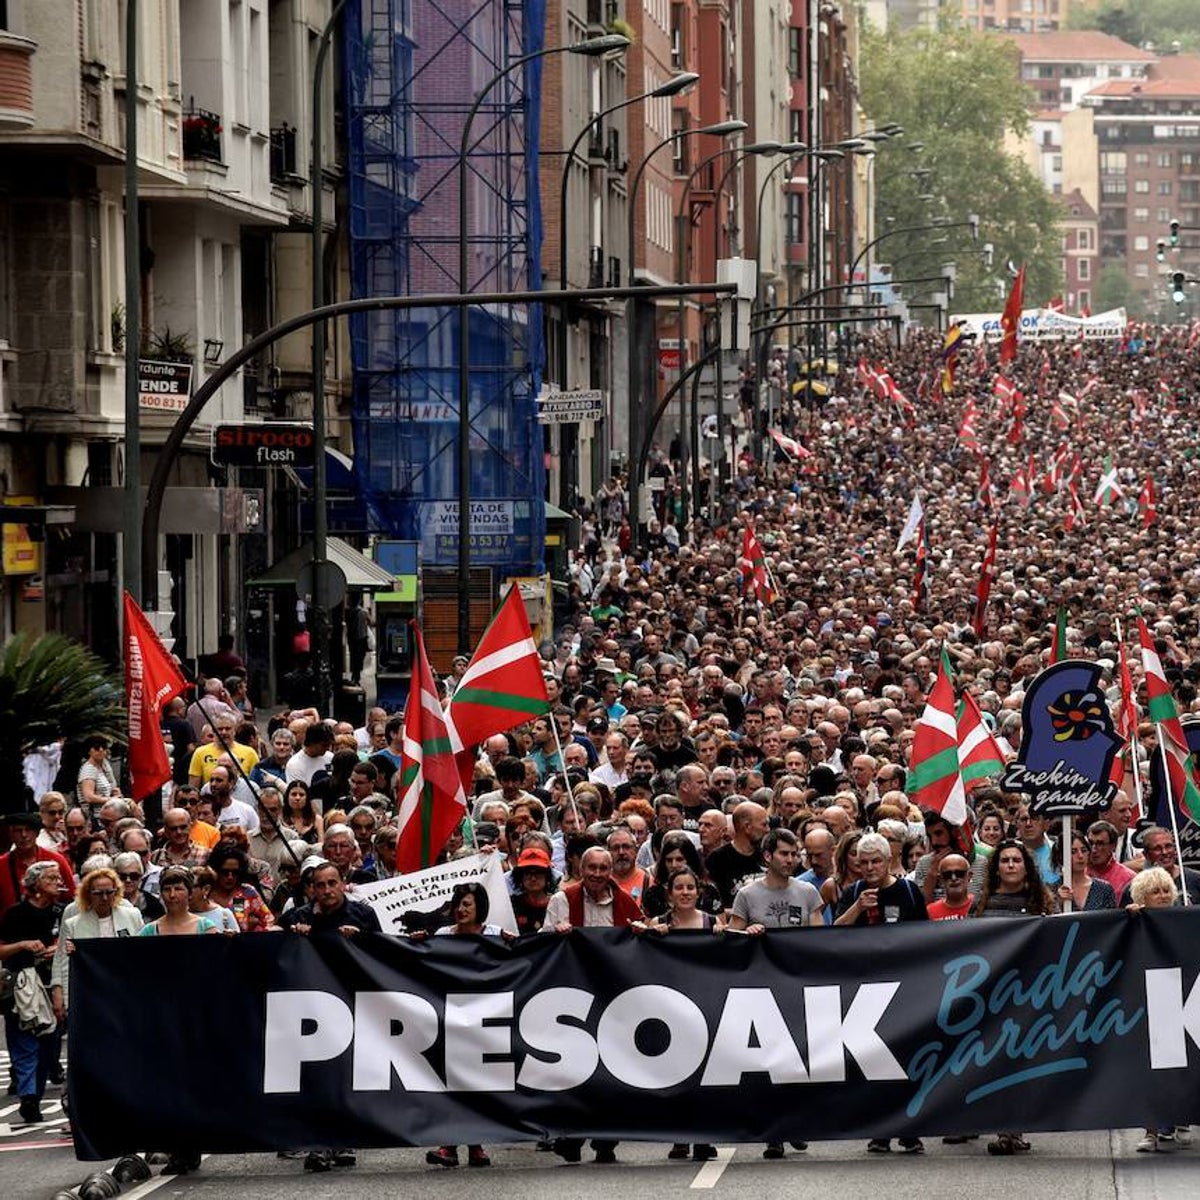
[123,592,187,801]
[446,585,550,755]
[397,625,469,873]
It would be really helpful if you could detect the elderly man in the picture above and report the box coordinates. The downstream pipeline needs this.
[1123,827,1200,906]
[249,788,306,881]
[251,727,295,788]
[544,845,639,1165]
[188,713,258,786]
[321,823,360,882]
[151,808,210,869]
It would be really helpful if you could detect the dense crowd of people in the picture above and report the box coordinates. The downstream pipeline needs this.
[3,325,1200,1175]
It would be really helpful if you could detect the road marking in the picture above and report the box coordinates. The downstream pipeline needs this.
[690,1147,735,1188]
[0,1139,72,1152]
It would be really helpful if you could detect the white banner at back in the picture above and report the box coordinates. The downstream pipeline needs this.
[354,852,518,935]
[949,307,1127,341]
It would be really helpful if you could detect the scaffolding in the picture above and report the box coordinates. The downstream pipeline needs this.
[343,0,547,574]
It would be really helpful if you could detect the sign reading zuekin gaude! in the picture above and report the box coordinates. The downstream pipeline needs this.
[210,423,316,469]
[68,913,1200,1159]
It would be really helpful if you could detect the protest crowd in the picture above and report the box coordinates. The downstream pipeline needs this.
[4,322,1200,1177]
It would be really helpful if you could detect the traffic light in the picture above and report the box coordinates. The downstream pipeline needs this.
[1172,271,1187,304]
[1170,219,1181,247]
[1157,239,1167,263]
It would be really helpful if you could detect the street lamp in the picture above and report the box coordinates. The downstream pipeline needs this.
[708,142,788,493]
[455,33,630,653]
[675,141,804,511]
[555,70,698,509]
[625,118,746,543]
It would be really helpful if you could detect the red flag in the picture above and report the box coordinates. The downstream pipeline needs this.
[972,523,998,637]
[397,626,470,872]
[978,457,993,509]
[447,585,551,755]
[999,265,1025,363]
[123,592,186,801]
[1139,477,1157,529]
[741,525,776,604]
[1064,477,1085,532]
[912,519,930,612]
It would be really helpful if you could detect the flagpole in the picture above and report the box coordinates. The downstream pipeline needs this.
[1114,616,1145,833]
[1157,729,1191,906]
[548,718,581,825]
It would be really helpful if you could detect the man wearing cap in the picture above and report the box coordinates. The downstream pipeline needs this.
[0,813,75,918]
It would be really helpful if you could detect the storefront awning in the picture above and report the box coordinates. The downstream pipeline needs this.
[248,537,394,591]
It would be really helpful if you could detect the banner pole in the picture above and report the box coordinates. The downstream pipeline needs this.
[1157,728,1191,906]
[1060,813,1072,914]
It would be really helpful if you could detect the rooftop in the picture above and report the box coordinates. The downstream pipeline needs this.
[1003,31,1158,64]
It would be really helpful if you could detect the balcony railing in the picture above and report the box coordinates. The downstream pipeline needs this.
[182,103,223,164]
[270,123,297,182]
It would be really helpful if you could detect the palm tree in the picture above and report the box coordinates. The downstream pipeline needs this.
[0,632,124,815]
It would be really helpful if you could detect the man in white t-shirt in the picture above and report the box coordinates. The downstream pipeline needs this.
[286,723,334,785]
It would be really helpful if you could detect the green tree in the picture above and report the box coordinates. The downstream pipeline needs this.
[1068,1,1200,52]
[1093,261,1142,316]
[860,26,1063,314]
[0,633,124,814]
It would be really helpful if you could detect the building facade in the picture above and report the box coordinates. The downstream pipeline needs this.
[0,1,350,696]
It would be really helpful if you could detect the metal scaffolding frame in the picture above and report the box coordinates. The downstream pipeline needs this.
[343,0,547,570]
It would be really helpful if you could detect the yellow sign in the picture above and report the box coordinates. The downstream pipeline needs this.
[2,496,41,576]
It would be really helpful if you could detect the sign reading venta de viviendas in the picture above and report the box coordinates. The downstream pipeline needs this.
[68,912,1200,1158]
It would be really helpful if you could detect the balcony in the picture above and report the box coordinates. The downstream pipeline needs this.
[270,123,297,182]
[182,104,223,164]
[0,32,36,129]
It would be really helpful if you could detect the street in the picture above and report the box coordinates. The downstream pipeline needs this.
[6,1130,1200,1200]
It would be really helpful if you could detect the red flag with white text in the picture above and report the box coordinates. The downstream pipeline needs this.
[123,592,187,801]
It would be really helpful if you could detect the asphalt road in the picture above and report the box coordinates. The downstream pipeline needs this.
[7,1129,1200,1200]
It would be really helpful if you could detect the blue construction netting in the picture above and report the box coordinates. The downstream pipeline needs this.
[343,0,547,574]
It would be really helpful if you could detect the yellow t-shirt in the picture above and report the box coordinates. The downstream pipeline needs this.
[188,742,259,784]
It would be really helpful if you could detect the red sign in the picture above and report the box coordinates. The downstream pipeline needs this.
[659,348,681,372]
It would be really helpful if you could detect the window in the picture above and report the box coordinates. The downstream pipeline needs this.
[1134,152,1149,166]
[1078,290,1089,310]
[1134,179,1150,194]
[1159,152,1173,168]
[1133,207,1149,222]
[671,4,685,69]
[1078,258,1090,280]
[1052,155,1063,171]
[788,28,803,79]
[785,193,803,244]
[1134,262,1149,278]
[1100,151,1126,174]
[790,109,804,144]
[1159,207,1173,223]
[671,108,689,174]
[1078,229,1091,249]
[1158,180,1173,196]
[1133,235,1149,251]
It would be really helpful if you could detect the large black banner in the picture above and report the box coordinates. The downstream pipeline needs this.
[69,911,1200,1160]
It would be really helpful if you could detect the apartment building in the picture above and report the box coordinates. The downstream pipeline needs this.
[0,1,347,686]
